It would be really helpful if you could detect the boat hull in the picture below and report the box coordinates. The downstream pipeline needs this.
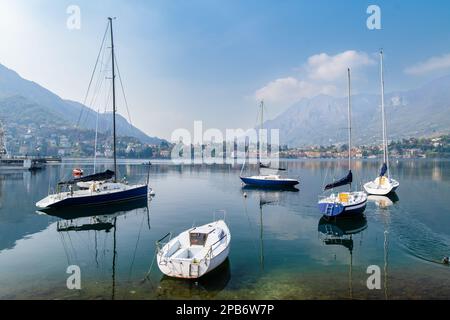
[240,176,299,187]
[158,244,230,279]
[157,220,231,279]
[363,178,399,196]
[37,184,148,209]
[318,192,367,218]
[318,200,367,217]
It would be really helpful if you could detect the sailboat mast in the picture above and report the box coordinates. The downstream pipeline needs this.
[259,100,264,165]
[109,17,117,183]
[94,109,99,174]
[347,68,352,174]
[380,50,389,178]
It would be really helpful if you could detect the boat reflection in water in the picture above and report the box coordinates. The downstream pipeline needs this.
[318,215,368,299]
[242,185,298,271]
[367,193,399,209]
[242,185,299,193]
[156,258,231,299]
[38,197,150,300]
[39,197,150,222]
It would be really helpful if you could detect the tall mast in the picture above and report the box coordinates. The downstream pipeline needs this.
[347,68,352,173]
[258,100,264,165]
[109,17,117,182]
[94,109,99,174]
[380,50,389,178]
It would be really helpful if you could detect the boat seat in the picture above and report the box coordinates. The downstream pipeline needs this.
[192,247,211,261]
[338,193,349,203]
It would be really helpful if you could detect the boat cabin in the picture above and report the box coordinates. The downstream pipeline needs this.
[190,232,209,246]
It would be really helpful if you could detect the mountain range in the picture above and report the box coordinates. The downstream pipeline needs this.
[264,75,450,147]
[1,62,449,150]
[0,63,163,145]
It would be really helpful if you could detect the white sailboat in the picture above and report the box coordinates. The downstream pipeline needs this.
[364,51,399,195]
[318,68,367,217]
[36,18,149,209]
[156,220,231,279]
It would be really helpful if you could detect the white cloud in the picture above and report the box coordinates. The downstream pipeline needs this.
[405,53,450,75]
[255,77,337,105]
[306,51,374,81]
[255,50,375,105]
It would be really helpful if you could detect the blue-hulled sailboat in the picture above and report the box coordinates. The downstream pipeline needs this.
[240,163,299,187]
[36,18,149,209]
[318,68,367,217]
[240,101,299,188]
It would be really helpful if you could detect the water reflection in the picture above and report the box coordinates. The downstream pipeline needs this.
[242,186,298,270]
[40,198,150,300]
[156,259,231,299]
[318,215,368,299]
[0,160,449,299]
[368,193,399,208]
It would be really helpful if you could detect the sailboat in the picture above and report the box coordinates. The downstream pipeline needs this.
[240,101,299,188]
[318,69,367,217]
[364,51,400,195]
[36,18,149,209]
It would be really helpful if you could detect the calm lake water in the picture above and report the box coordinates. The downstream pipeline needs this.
[0,159,449,300]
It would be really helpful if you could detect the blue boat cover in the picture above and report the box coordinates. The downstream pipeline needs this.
[379,162,388,177]
[259,163,286,171]
[324,170,353,190]
[59,170,115,185]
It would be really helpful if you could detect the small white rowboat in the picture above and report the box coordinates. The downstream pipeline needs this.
[156,220,230,279]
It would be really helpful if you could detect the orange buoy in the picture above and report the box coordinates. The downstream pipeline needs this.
[72,168,84,177]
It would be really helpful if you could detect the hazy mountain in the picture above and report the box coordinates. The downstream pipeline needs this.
[0,63,163,144]
[264,75,450,147]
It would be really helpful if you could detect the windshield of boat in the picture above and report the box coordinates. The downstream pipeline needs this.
[190,232,208,246]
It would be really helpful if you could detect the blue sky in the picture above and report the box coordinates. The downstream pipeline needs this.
[0,0,449,139]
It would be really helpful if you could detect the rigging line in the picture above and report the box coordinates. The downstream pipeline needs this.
[127,211,146,285]
[142,247,158,289]
[75,228,95,262]
[146,206,151,231]
[58,230,71,265]
[112,217,117,301]
[76,23,109,129]
[384,229,389,300]
[66,231,79,265]
[102,80,113,136]
[242,194,260,261]
[114,53,133,126]
[104,79,113,114]
[94,109,100,174]
[95,230,99,268]
[88,41,109,110]
[82,54,111,129]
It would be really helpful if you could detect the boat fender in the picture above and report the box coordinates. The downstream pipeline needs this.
[243,192,247,198]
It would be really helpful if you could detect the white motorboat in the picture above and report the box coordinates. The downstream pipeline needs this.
[156,220,231,279]
[364,50,400,195]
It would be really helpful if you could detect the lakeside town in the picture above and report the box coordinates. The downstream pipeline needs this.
[4,129,448,161]
[279,135,450,159]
